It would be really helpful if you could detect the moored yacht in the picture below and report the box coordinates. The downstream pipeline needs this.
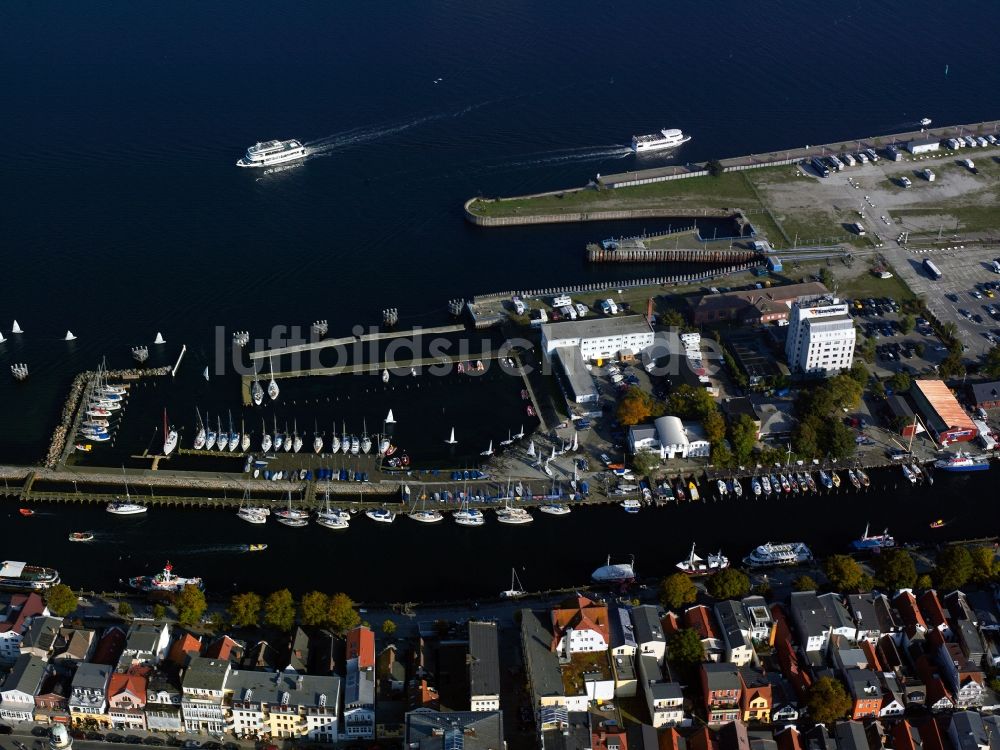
[237,139,308,168]
[366,507,396,524]
[107,502,147,515]
[591,555,635,585]
[496,505,533,525]
[538,503,571,515]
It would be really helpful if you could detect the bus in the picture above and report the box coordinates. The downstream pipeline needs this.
[923,258,942,280]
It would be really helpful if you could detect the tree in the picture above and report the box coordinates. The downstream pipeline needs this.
[668,628,704,666]
[667,385,718,420]
[631,450,661,476]
[916,574,933,589]
[826,419,857,460]
[793,575,818,592]
[326,592,361,634]
[970,547,998,584]
[300,591,330,627]
[706,160,723,178]
[806,676,852,724]
[874,549,917,591]
[984,346,1000,378]
[870,379,885,399]
[152,604,167,620]
[819,267,836,289]
[889,371,912,393]
[899,314,915,335]
[45,584,78,617]
[938,351,966,380]
[118,600,133,619]
[616,387,664,427]
[702,410,726,445]
[793,418,821,458]
[934,546,974,591]
[823,555,866,592]
[660,573,698,610]
[706,568,751,600]
[175,585,207,628]
[229,592,262,629]
[728,414,758,465]
[263,589,297,631]
[382,619,397,636]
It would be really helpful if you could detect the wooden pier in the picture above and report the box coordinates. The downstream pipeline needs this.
[586,244,761,264]
[248,323,468,362]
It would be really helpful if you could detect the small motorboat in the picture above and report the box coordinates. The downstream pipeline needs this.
[69,531,95,542]
[19,508,34,517]
[246,543,268,552]
[930,519,946,529]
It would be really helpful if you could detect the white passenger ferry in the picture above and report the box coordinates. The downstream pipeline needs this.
[236,139,308,168]
[742,541,813,568]
[630,128,691,154]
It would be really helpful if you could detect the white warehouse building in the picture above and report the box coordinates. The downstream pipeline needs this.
[629,416,710,460]
[784,296,856,376]
[541,315,655,363]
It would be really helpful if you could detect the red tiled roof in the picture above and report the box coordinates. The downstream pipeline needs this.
[917,717,946,750]
[0,592,46,634]
[918,590,948,629]
[204,635,239,661]
[684,605,719,640]
[92,626,127,666]
[775,727,803,750]
[347,626,375,669]
[661,612,681,636]
[891,721,918,750]
[659,728,685,750]
[860,640,883,672]
[686,727,715,750]
[552,596,610,648]
[108,672,147,706]
[893,591,927,634]
[913,380,976,433]
[169,633,202,666]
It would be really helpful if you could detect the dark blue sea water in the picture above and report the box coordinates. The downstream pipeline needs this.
[0,1,998,595]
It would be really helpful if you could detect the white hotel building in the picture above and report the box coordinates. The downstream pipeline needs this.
[541,315,655,363]
[784,296,856,376]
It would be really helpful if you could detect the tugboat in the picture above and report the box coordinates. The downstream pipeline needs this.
[128,561,203,592]
[676,544,729,575]
[68,531,95,542]
[851,523,896,551]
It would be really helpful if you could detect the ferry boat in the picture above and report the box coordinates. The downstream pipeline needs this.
[591,555,635,585]
[236,139,308,168]
[128,561,202,592]
[630,128,691,154]
[0,561,60,592]
[742,542,813,568]
[935,452,991,472]
[107,502,147,515]
[851,523,895,551]
[676,544,729,575]
[68,531,95,542]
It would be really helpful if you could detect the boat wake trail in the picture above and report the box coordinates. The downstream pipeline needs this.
[494,145,632,171]
[174,544,252,555]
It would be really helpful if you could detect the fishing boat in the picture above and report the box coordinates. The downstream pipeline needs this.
[676,543,730,575]
[751,476,762,497]
[743,541,813,568]
[819,470,833,490]
[0,561,61,592]
[267,358,279,400]
[930,519,946,529]
[162,410,178,456]
[216,416,229,451]
[365,507,396,524]
[688,480,700,502]
[19,508,34,517]
[539,503,571,515]
[858,469,871,487]
[851,523,896,551]
[128,561,203,592]
[591,555,635,585]
[500,568,527,599]
[934,452,991,472]
[68,531,94,542]
[847,469,861,490]
[830,470,841,488]
[193,408,207,451]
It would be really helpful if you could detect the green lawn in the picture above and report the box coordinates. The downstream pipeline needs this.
[834,267,917,302]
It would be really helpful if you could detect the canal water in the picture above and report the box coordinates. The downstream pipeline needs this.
[6,467,992,601]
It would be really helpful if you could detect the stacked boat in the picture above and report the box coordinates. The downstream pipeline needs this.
[79,365,128,446]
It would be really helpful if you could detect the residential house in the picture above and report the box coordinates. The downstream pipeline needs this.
[890,720,922,750]
[844,668,882,719]
[893,591,928,641]
[612,653,637,698]
[0,593,49,665]
[833,721,869,750]
[945,591,979,628]
[914,655,954,712]
[69,662,112,728]
[539,707,590,750]
[145,670,183,732]
[918,591,951,639]
[774,637,811,704]
[225,669,340,743]
[0,653,49,722]
[377,644,405,695]
[846,594,898,643]
[775,726,804,750]
[917,716,947,750]
[877,672,906,718]
[551,596,610,659]
[287,628,310,673]
[631,606,666,666]
[404,710,503,750]
[19,616,64,661]
[738,668,771,723]
[788,592,832,653]
[107,672,147,730]
[947,711,991,750]
[521,609,565,713]
[638,654,682,728]
[33,671,71,725]
[203,635,243,663]
[715,601,756,667]
[168,633,203,668]
[742,596,773,643]
[932,634,984,708]
[344,626,376,739]
[52,627,96,668]
[468,621,501,712]
[92,627,127,667]
[818,594,855,640]
[609,607,638,657]
[701,663,742,725]
[181,657,230,734]
[685,605,723,662]
[117,622,170,671]
[592,715,629,750]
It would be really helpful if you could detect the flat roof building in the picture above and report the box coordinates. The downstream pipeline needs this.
[911,379,978,445]
[554,347,599,404]
[688,282,828,326]
[907,138,941,155]
[784,295,855,376]
[468,621,501,713]
[541,315,654,363]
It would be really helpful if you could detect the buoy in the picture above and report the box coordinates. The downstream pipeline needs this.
[65,330,77,341]
[11,320,23,334]
[154,332,166,344]
[386,409,396,424]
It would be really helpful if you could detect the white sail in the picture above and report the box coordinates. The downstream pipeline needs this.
[571,433,578,451]
[527,441,535,457]
[445,427,457,445]
[64,330,77,341]
[11,321,23,334]
[386,409,396,424]
[203,366,209,381]
[154,332,166,344]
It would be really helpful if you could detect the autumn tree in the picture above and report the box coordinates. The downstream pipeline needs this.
[970,547,998,584]
[326,592,361,634]
[706,568,750,600]
[874,549,917,591]
[823,555,865,592]
[263,589,296,631]
[175,585,207,628]
[728,414,758,465]
[616,387,664,426]
[806,676,852,724]
[668,628,704,667]
[229,592,262,629]
[45,584,78,617]
[935,546,974,591]
[660,573,698,610]
[300,591,330,628]
[382,619,397,636]
[118,600,133,619]
[793,575,818,592]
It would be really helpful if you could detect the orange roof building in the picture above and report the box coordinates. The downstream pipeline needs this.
[347,625,376,669]
[551,596,609,657]
[911,380,978,444]
[168,633,202,667]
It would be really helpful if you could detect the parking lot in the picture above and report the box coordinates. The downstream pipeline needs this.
[846,296,949,378]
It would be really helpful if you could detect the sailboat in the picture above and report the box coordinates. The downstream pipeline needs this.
[283,422,293,452]
[382,368,389,383]
[162,409,178,456]
[251,367,264,406]
[316,491,349,530]
[65,330,77,341]
[107,467,147,515]
[237,491,267,525]
[341,422,351,454]
[408,488,444,523]
[205,413,217,451]
[366,505,396,523]
[500,568,527,598]
[527,441,535,458]
[361,420,372,454]
[275,491,309,527]
[329,421,340,454]
[378,432,390,455]
[292,420,303,453]
[445,427,457,445]
[261,419,272,452]
[273,416,283,451]
[10,320,21,334]
[350,432,360,455]
[499,430,514,447]
[454,494,485,526]
[480,440,494,457]
[227,411,239,453]
[386,409,396,424]
[267,357,279,401]
[496,497,533,525]
[513,424,525,440]
[571,432,578,451]
[203,366,209,382]
[313,420,323,454]
[193,408,207,451]
[216,416,229,451]
[240,420,250,452]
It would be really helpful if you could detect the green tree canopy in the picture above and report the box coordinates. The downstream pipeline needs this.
[118,600,133,619]
[934,546,974,591]
[823,555,866,592]
[300,591,330,628]
[229,592,262,629]
[706,568,751,600]
[983,345,1000,378]
[668,628,704,666]
[874,549,917,591]
[889,371,912,393]
[793,575,818,592]
[899,314,915,335]
[326,592,361,634]
[728,414,758,466]
[382,619,397,636]
[970,547,998,584]
[660,573,698,610]
[175,585,207,628]
[263,589,297,631]
[806,676,852,724]
[631,450,661,476]
[45,584,78,617]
